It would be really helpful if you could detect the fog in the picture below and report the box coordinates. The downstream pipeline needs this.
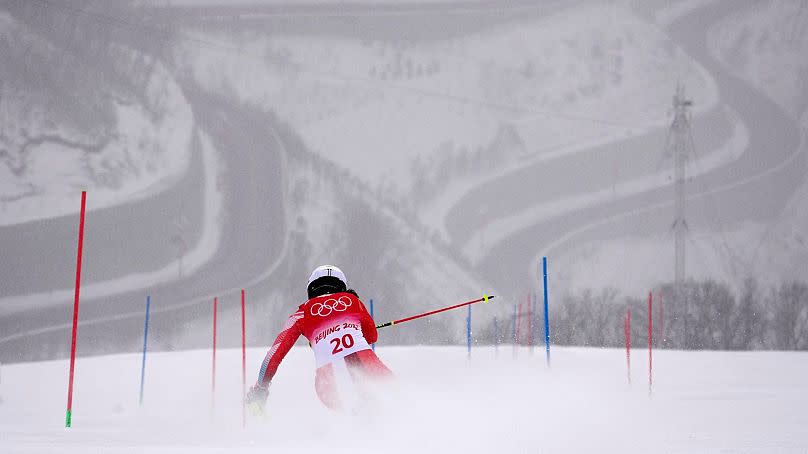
[2,0,807,362]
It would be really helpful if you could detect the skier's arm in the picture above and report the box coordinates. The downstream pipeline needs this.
[255,309,303,389]
[358,300,379,345]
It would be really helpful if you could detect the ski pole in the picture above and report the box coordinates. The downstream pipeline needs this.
[139,295,151,406]
[375,295,495,329]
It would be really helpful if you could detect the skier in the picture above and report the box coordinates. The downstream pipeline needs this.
[246,265,392,412]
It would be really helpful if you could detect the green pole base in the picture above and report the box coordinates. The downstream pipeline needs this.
[65,409,72,428]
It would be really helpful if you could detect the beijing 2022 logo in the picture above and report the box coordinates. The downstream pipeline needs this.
[310,296,352,317]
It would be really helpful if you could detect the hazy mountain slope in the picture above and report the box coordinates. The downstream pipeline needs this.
[554,0,808,296]
[165,111,496,348]
[0,8,192,226]
[708,1,808,285]
[173,3,712,228]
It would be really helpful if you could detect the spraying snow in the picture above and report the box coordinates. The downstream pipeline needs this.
[1,347,807,453]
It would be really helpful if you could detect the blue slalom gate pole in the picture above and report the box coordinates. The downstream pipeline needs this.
[467,305,473,357]
[139,295,151,405]
[369,299,375,351]
[529,294,535,355]
[542,257,551,366]
[533,293,538,346]
[512,303,517,358]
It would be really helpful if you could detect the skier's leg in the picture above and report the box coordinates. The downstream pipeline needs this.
[314,364,341,411]
[346,349,393,379]
[344,352,373,399]
[343,350,394,414]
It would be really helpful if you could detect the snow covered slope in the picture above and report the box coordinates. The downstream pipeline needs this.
[708,1,808,284]
[0,11,193,226]
[555,0,808,296]
[1,346,806,453]
[709,1,808,118]
[175,3,712,223]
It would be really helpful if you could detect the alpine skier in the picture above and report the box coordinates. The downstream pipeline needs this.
[246,265,392,412]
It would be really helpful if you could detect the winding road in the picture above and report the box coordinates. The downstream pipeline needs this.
[464,0,804,295]
[0,0,568,361]
[0,87,287,362]
[1,0,803,361]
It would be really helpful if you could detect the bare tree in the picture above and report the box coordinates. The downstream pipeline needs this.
[737,276,766,349]
[656,281,699,349]
[553,288,623,347]
[538,279,807,351]
[694,280,735,350]
[770,281,808,350]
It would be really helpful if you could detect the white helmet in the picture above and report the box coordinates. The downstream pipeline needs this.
[307,265,347,298]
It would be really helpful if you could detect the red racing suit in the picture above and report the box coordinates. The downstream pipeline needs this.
[255,291,392,410]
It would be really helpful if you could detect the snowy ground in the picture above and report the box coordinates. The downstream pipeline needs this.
[1,346,807,453]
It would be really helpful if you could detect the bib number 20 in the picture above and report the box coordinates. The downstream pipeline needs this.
[330,333,355,354]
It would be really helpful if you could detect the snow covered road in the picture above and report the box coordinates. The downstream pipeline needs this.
[0,90,288,362]
[463,0,804,294]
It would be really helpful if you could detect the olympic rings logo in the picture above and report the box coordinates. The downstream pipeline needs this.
[310,296,352,317]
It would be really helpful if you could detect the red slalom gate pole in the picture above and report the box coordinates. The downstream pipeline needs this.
[625,307,631,385]
[375,295,495,329]
[516,300,523,346]
[65,191,87,428]
[528,294,534,354]
[659,291,665,346]
[648,291,653,394]
[512,303,517,358]
[241,289,246,427]
[212,297,218,399]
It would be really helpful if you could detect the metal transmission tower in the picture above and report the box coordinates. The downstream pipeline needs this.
[666,83,694,284]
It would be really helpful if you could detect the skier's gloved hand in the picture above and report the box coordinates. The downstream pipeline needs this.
[246,384,269,415]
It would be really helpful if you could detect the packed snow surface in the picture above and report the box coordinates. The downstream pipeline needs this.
[1,346,806,453]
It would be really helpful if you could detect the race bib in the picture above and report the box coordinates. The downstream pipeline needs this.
[312,320,370,368]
